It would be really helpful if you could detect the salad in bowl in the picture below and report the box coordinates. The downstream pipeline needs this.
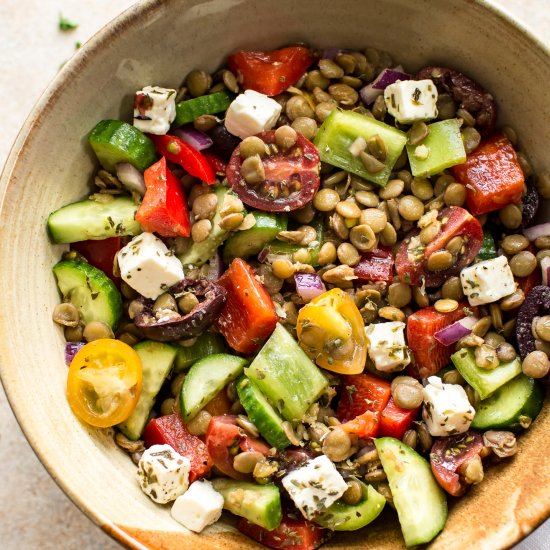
[47,43,550,549]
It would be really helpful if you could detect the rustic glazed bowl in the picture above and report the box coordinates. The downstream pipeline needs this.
[1,0,549,548]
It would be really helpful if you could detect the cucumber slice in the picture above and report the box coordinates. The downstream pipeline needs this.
[245,324,328,422]
[180,353,247,421]
[47,196,141,244]
[314,110,407,186]
[88,119,157,172]
[236,375,290,449]
[178,186,232,267]
[174,92,234,127]
[375,437,447,547]
[314,481,385,531]
[53,259,122,329]
[406,119,466,177]
[471,374,544,432]
[211,478,282,531]
[118,341,177,440]
[174,332,226,372]
[223,212,287,263]
[451,348,522,399]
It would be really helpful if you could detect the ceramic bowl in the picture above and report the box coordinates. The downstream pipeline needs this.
[1,0,549,548]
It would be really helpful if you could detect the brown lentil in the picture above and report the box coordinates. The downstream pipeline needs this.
[398,195,425,221]
[419,222,441,245]
[442,369,465,385]
[219,212,244,230]
[475,344,499,369]
[499,204,522,229]
[536,171,550,199]
[192,192,217,220]
[291,116,318,140]
[329,83,359,105]
[64,324,84,342]
[83,321,114,342]
[315,101,338,122]
[349,224,377,252]
[444,183,467,206]
[462,454,484,485]
[416,422,433,453]
[501,234,529,255]
[305,70,330,91]
[402,429,418,449]
[392,380,424,409]
[462,126,482,154]
[53,303,80,327]
[193,114,218,132]
[379,179,404,200]
[318,242,338,266]
[239,136,267,159]
[378,306,406,322]
[533,315,550,342]
[355,190,379,207]
[483,431,517,458]
[522,350,550,378]
[517,151,532,178]
[509,251,537,277]
[233,451,265,474]
[434,298,459,313]
[322,264,357,284]
[286,95,315,120]
[366,134,388,162]
[472,316,492,338]
[241,154,266,184]
[484,331,505,348]
[500,289,525,311]
[322,427,352,462]
[534,235,550,249]
[388,283,412,309]
[336,200,361,220]
[342,479,363,505]
[274,125,298,150]
[496,343,517,363]
[337,242,361,266]
[445,236,464,256]
[412,286,430,308]
[191,219,212,242]
[360,151,385,173]
[427,250,454,272]
[153,292,178,314]
[313,188,340,211]
[358,209,386,233]
[319,58,345,79]
[380,223,397,246]
[411,177,434,200]
[185,70,212,97]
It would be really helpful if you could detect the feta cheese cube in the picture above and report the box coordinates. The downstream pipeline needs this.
[422,376,475,437]
[225,90,282,139]
[133,86,177,135]
[137,444,191,504]
[365,321,411,372]
[171,480,224,532]
[281,455,347,520]
[460,255,515,306]
[117,232,184,299]
[384,79,438,124]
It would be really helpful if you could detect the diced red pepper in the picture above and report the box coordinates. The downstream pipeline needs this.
[203,388,233,417]
[407,305,472,379]
[71,237,121,285]
[354,246,393,283]
[379,397,420,440]
[135,157,191,237]
[451,133,524,216]
[237,515,329,550]
[228,46,315,97]
[340,410,379,438]
[143,414,212,482]
[202,151,227,176]
[216,258,278,354]
[149,134,216,184]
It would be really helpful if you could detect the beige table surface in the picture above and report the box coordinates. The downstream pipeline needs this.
[0,0,549,548]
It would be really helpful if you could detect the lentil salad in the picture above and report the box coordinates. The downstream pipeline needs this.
[48,44,550,549]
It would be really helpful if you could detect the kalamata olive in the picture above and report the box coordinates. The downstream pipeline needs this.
[516,285,550,360]
[207,124,242,162]
[134,278,227,342]
[416,67,496,135]
[521,177,540,229]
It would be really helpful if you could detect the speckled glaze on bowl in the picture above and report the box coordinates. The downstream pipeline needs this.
[0,0,549,548]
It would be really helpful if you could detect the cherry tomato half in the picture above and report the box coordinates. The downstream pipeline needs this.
[226,130,320,212]
[67,339,142,428]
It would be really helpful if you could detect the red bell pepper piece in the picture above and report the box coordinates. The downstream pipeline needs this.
[71,237,121,285]
[135,157,191,237]
[353,246,393,283]
[340,410,379,438]
[143,414,212,482]
[202,151,227,176]
[379,397,420,440]
[216,258,278,354]
[451,133,524,216]
[237,515,329,550]
[407,304,472,379]
[228,46,315,97]
[203,388,233,417]
[149,134,216,184]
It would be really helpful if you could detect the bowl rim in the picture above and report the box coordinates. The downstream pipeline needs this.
[1,0,550,548]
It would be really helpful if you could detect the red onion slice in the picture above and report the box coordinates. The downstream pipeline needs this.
[173,127,213,151]
[294,272,326,303]
[322,48,351,60]
[360,67,411,105]
[116,163,146,196]
[434,316,479,346]
[65,342,85,366]
[523,222,550,242]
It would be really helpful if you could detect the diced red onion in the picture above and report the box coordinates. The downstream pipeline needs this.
[434,316,479,346]
[541,256,550,286]
[294,272,326,303]
[173,127,213,151]
[205,250,224,281]
[359,67,411,106]
[523,222,550,242]
[116,163,146,196]
[322,48,351,60]
[65,342,85,366]
[258,247,270,263]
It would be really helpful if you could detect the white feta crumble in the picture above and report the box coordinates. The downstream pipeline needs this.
[117,232,184,300]
[414,144,430,160]
[171,480,224,532]
[460,255,515,306]
[225,90,282,139]
[133,86,177,135]
[137,444,191,504]
[348,136,367,157]
[422,376,475,437]
[281,455,347,520]
[384,79,438,124]
[365,321,411,372]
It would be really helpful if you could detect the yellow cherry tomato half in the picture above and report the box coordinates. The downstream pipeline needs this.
[296,288,367,374]
[67,339,142,428]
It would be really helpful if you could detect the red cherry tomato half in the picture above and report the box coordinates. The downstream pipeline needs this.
[71,237,121,285]
[395,206,483,287]
[226,131,320,212]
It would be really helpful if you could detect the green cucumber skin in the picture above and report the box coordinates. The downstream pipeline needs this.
[88,119,157,172]
[180,353,247,421]
[53,259,122,329]
[174,332,226,372]
[118,341,178,440]
[211,479,282,531]
[236,375,291,449]
[314,482,385,531]
[245,324,328,422]
[223,212,287,263]
[451,348,522,399]
[375,437,447,547]
[47,196,141,244]
[174,92,234,127]
[471,374,544,432]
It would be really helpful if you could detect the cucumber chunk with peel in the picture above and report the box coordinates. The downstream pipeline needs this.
[174,332,226,372]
